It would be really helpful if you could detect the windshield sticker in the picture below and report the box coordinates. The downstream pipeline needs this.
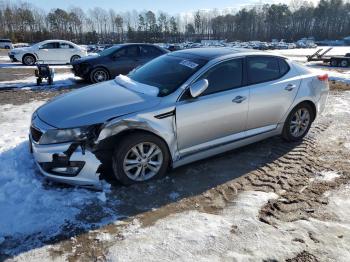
[180,60,199,69]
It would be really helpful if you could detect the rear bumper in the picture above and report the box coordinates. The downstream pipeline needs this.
[31,139,102,187]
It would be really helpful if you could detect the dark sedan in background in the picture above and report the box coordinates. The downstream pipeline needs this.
[72,43,168,83]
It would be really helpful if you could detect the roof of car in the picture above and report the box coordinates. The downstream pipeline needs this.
[171,47,278,60]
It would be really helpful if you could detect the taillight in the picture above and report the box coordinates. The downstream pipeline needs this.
[317,74,328,81]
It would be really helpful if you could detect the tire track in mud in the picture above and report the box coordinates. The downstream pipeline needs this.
[47,113,350,261]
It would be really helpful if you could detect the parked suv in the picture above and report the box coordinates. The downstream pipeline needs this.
[0,39,13,49]
[8,40,87,65]
[71,43,169,83]
[29,48,329,187]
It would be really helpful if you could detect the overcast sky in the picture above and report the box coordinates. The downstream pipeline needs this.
[25,0,319,14]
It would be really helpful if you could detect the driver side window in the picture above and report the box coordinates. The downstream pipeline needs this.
[198,58,243,96]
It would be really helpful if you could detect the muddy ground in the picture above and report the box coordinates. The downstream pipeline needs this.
[0,57,350,261]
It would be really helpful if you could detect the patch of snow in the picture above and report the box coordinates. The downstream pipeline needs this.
[0,102,113,247]
[270,46,350,58]
[0,72,80,89]
[0,55,10,61]
[95,232,113,242]
[312,171,341,182]
[107,188,350,262]
[0,63,72,69]
[97,192,107,202]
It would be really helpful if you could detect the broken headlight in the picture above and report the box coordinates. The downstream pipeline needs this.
[39,126,91,145]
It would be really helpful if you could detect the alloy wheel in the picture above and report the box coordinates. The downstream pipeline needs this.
[289,108,310,138]
[24,56,35,65]
[123,142,163,181]
[93,70,108,82]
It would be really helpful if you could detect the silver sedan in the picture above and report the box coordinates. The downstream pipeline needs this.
[29,48,329,187]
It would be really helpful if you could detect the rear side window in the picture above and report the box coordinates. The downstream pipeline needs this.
[247,56,280,85]
[199,58,243,96]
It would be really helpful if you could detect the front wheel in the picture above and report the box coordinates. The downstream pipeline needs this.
[90,67,110,83]
[112,133,170,185]
[340,59,349,67]
[282,103,314,142]
[330,59,338,67]
[22,54,36,66]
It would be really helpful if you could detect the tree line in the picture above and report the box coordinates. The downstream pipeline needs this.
[0,0,349,44]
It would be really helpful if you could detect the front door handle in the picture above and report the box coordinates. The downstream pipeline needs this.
[285,84,296,91]
[232,95,247,103]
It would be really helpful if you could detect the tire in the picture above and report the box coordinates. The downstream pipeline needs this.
[36,78,42,85]
[330,59,338,67]
[90,67,110,83]
[112,132,170,185]
[22,54,36,66]
[4,46,10,49]
[282,103,314,142]
[70,55,80,63]
[340,59,349,67]
[48,77,53,85]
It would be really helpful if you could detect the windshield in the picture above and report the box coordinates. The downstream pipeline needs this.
[98,45,121,56]
[129,54,207,97]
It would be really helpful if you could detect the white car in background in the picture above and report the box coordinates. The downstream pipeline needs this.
[8,40,87,65]
[0,39,13,49]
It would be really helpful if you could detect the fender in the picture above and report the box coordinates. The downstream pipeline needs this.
[95,106,179,161]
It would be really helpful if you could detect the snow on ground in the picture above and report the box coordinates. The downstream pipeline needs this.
[106,189,350,262]
[0,102,113,250]
[270,46,350,60]
[0,63,72,69]
[0,56,10,62]
[0,72,80,89]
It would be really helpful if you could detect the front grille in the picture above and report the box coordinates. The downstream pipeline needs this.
[30,126,43,143]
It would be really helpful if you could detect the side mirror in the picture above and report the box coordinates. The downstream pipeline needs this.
[190,79,209,98]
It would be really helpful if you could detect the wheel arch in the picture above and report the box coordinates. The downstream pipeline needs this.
[95,128,173,167]
[90,65,111,76]
[22,53,36,63]
[290,100,317,122]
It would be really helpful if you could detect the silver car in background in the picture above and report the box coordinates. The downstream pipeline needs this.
[29,48,329,187]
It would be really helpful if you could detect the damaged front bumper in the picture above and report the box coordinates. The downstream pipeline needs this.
[30,140,102,187]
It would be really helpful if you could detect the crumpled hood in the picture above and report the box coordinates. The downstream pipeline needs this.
[37,80,161,129]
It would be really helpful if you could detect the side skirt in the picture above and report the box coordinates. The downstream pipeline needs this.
[172,124,283,168]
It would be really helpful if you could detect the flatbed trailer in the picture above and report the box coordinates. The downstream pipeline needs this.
[307,48,350,67]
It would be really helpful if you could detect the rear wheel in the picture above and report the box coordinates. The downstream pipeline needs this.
[282,103,314,142]
[22,54,36,66]
[90,67,110,83]
[70,55,80,63]
[340,59,349,67]
[112,133,170,185]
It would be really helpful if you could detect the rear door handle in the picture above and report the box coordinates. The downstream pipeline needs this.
[285,84,296,91]
[232,95,247,103]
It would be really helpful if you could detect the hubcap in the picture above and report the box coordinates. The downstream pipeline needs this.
[123,142,163,181]
[94,70,107,82]
[290,108,310,137]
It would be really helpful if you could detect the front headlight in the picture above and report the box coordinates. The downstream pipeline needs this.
[40,127,90,145]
